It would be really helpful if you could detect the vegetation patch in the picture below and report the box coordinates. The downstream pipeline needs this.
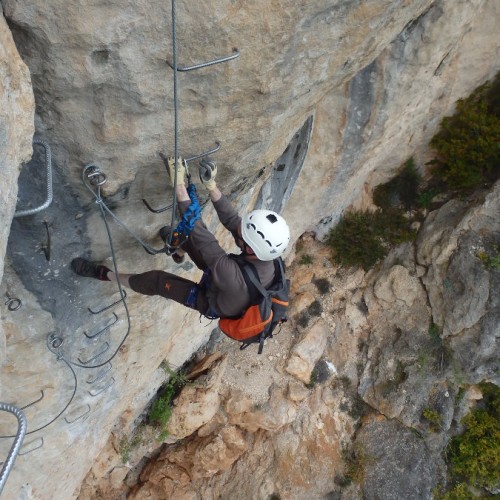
[324,73,500,272]
[438,382,500,497]
[298,254,313,265]
[297,300,323,329]
[428,72,500,193]
[417,322,454,376]
[119,429,144,464]
[147,363,190,440]
[326,208,416,271]
[422,408,442,432]
[477,246,500,271]
[340,444,371,485]
[378,360,409,398]
[313,278,331,295]
[373,158,422,210]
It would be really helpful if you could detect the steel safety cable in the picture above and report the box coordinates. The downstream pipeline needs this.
[82,165,167,255]
[61,169,134,370]
[169,0,180,246]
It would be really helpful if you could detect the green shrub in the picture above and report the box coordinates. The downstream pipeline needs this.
[477,247,500,270]
[341,444,370,484]
[422,408,442,432]
[326,209,415,271]
[148,365,190,440]
[447,382,500,490]
[298,254,313,265]
[373,158,422,210]
[308,300,322,317]
[297,312,310,328]
[429,72,500,192]
[428,322,441,344]
[417,188,440,209]
[433,482,472,500]
[119,431,143,464]
[314,278,330,295]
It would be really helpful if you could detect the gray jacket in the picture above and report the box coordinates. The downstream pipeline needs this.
[186,194,275,317]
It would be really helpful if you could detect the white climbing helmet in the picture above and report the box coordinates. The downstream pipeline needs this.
[241,209,290,261]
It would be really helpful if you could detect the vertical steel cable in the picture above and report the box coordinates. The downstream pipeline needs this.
[169,0,179,244]
[0,404,27,495]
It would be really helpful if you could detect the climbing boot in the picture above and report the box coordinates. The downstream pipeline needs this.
[71,258,111,281]
[159,226,185,264]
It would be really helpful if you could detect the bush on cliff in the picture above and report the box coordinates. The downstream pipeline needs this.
[437,382,500,498]
[428,72,500,193]
[326,209,415,271]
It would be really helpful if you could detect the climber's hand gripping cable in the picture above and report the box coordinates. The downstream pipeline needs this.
[166,156,189,187]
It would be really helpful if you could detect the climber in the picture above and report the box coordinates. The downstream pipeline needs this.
[71,157,290,320]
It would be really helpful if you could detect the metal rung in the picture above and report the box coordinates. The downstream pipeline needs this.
[84,313,118,339]
[88,291,126,315]
[20,391,44,410]
[41,221,51,262]
[14,139,53,218]
[185,142,221,163]
[77,342,110,365]
[18,437,43,456]
[87,363,112,384]
[64,404,91,424]
[89,377,115,397]
[167,49,239,72]
[142,142,221,214]
[142,199,173,214]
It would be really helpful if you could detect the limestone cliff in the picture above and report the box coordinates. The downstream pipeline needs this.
[0,0,499,498]
[80,180,500,499]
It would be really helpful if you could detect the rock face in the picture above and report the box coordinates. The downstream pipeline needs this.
[286,318,330,383]
[1,0,499,498]
[122,184,499,500]
[0,6,34,287]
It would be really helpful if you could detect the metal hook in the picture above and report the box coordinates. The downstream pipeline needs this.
[88,290,126,315]
[166,48,240,72]
[83,313,118,339]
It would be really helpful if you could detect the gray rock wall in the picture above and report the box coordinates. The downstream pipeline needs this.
[0,4,34,288]
[0,0,499,498]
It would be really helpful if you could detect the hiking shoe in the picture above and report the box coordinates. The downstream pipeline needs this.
[171,252,185,264]
[71,258,111,281]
